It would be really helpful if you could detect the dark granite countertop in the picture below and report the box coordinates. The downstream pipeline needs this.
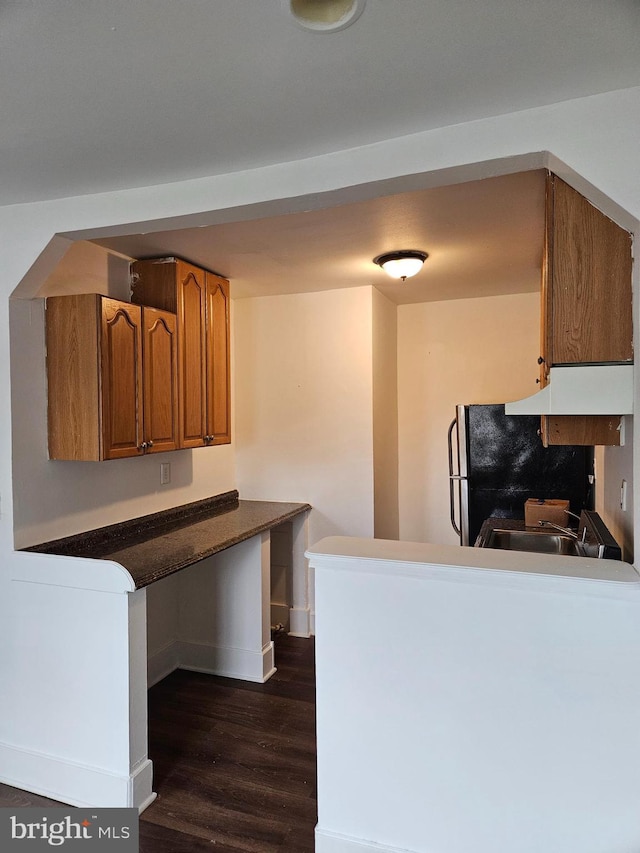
[23,490,311,589]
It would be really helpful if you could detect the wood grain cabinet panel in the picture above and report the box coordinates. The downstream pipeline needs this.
[101,298,143,459]
[539,174,633,447]
[46,294,103,461]
[205,273,231,445]
[178,263,207,447]
[545,175,632,367]
[46,295,177,460]
[132,258,231,448]
[142,307,179,454]
[541,415,622,448]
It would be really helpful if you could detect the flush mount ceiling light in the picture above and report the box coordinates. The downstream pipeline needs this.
[373,250,429,282]
[284,0,367,33]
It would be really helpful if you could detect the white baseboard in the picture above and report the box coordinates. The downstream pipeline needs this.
[131,760,157,813]
[147,639,181,688]
[289,605,312,638]
[179,640,276,683]
[148,639,276,685]
[0,741,154,810]
[315,827,421,853]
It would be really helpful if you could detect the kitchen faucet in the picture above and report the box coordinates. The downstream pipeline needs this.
[538,519,588,543]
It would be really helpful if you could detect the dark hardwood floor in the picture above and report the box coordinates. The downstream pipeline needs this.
[0,633,317,852]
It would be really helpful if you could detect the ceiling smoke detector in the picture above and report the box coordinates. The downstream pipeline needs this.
[284,0,367,33]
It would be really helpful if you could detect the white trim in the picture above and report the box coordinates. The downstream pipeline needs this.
[288,605,311,637]
[130,760,156,813]
[148,638,278,684]
[11,552,135,594]
[316,827,422,853]
[179,640,276,683]
[147,639,181,688]
[306,536,640,592]
[0,742,154,810]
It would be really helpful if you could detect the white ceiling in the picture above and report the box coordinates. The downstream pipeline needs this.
[2,0,639,206]
[6,1,638,303]
[95,169,546,304]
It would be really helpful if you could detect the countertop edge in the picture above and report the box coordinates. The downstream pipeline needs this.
[22,496,312,590]
[306,536,640,587]
[133,502,311,588]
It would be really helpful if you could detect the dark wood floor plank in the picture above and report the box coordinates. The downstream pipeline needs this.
[0,785,61,809]
[142,632,317,851]
[0,633,317,853]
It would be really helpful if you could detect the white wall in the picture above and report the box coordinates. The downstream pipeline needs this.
[398,291,541,544]
[372,289,399,540]
[596,421,635,562]
[233,286,375,547]
[37,240,131,301]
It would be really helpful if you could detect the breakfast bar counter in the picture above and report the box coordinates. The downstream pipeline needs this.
[23,490,311,588]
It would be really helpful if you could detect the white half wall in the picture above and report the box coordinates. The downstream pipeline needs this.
[397,291,541,545]
[309,537,640,853]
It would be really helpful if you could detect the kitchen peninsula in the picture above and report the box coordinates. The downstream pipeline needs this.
[8,491,310,812]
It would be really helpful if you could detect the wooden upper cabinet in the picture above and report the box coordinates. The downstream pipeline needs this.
[539,174,632,446]
[542,174,633,373]
[131,258,231,448]
[46,295,177,460]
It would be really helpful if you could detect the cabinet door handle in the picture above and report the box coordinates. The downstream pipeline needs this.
[138,441,148,451]
[147,440,153,448]
[537,356,545,365]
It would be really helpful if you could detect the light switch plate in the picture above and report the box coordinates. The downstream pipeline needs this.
[160,463,171,486]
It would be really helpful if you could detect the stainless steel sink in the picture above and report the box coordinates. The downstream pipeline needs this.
[475,511,621,559]
[484,529,586,556]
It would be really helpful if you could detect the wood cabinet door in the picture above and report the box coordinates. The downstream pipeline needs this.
[546,175,632,366]
[205,273,231,445]
[143,307,179,453]
[540,175,632,447]
[176,261,207,447]
[540,414,622,447]
[100,299,143,459]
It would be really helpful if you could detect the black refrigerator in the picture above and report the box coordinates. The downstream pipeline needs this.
[447,404,594,546]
